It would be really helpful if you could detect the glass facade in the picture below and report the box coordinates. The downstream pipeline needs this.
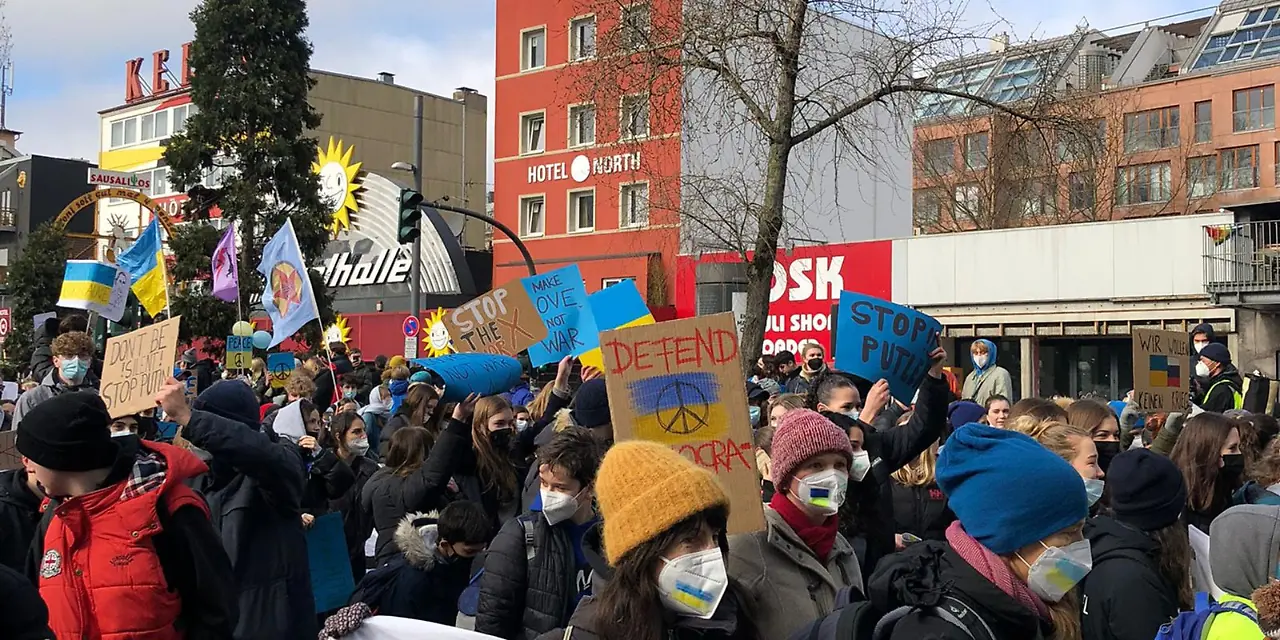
[1037,338,1134,400]
[1192,7,1280,70]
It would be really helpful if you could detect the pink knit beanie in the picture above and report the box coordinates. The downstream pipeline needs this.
[771,409,854,491]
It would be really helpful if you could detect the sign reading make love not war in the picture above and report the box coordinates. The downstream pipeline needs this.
[445,278,547,357]
[412,353,523,403]
[522,265,597,367]
[600,313,763,535]
[1132,328,1191,412]
[100,316,182,418]
[834,292,942,404]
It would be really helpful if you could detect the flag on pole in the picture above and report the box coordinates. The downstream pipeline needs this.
[115,218,169,317]
[57,260,131,322]
[211,224,239,302]
[259,219,319,348]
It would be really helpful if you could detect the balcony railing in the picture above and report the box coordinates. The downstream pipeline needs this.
[1203,220,1280,296]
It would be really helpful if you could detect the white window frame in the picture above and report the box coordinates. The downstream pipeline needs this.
[521,27,547,71]
[519,194,546,238]
[620,181,649,228]
[123,118,138,145]
[568,188,596,233]
[620,94,650,140]
[570,15,597,61]
[602,277,635,288]
[110,120,124,149]
[520,110,547,155]
[621,3,651,52]
[568,103,596,148]
[173,105,190,134]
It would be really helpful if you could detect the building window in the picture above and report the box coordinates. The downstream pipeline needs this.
[1219,145,1259,190]
[569,104,596,147]
[140,167,171,197]
[621,3,651,52]
[569,189,596,233]
[964,133,988,169]
[111,121,124,148]
[1233,86,1274,132]
[1123,106,1179,153]
[521,112,546,154]
[953,183,983,219]
[571,16,596,60]
[519,196,545,237]
[1194,100,1212,143]
[913,189,942,225]
[0,189,10,210]
[123,118,138,146]
[1068,172,1095,210]
[620,182,649,227]
[522,28,546,70]
[922,138,955,176]
[620,94,649,140]
[602,277,635,288]
[1015,178,1055,218]
[173,105,190,134]
[1187,156,1218,198]
[141,113,156,141]
[1115,162,1172,205]
[1057,120,1106,164]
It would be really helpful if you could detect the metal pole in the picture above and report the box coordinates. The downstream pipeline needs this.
[410,94,423,318]
[429,201,537,276]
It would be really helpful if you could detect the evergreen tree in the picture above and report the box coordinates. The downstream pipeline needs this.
[165,0,333,346]
[5,223,67,367]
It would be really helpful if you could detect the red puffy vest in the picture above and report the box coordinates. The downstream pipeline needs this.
[38,441,210,640]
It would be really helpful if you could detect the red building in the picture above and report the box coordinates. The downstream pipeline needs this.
[494,0,683,308]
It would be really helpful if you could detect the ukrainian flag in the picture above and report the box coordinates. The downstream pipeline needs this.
[115,218,168,317]
[58,261,120,310]
[628,372,729,444]
[577,279,655,369]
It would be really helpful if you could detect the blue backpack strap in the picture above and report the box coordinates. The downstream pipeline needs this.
[1194,591,1212,613]
[1209,600,1259,624]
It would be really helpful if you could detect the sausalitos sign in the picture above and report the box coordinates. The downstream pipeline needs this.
[88,168,151,191]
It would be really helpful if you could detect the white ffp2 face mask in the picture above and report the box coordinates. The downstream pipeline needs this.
[849,450,872,482]
[973,354,989,369]
[1020,539,1093,602]
[657,547,728,619]
[540,488,582,526]
[797,468,849,515]
[1196,361,1211,378]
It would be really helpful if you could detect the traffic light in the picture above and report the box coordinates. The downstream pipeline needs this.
[397,188,424,244]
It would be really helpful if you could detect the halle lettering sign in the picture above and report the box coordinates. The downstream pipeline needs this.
[318,248,412,288]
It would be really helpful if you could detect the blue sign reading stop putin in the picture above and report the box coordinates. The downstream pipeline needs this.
[402,316,420,338]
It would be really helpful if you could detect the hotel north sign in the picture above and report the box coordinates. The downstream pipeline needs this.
[527,151,642,184]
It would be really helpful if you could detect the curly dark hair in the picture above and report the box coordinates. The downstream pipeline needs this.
[535,426,603,488]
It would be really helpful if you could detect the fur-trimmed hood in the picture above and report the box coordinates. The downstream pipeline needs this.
[393,510,441,571]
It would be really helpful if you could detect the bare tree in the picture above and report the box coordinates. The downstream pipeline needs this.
[567,0,1075,374]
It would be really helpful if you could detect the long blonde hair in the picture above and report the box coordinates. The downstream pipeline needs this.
[1010,418,1091,464]
[892,441,939,486]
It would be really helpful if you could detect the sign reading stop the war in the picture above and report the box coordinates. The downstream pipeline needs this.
[100,316,182,418]
[445,278,547,357]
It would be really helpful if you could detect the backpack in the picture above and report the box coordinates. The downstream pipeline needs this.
[457,515,539,616]
[789,588,995,640]
[1155,592,1258,640]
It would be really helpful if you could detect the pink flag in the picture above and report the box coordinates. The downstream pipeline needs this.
[211,224,239,302]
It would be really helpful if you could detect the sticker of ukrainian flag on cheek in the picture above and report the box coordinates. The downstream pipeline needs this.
[627,372,730,445]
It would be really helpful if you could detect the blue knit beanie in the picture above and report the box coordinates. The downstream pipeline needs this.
[937,423,1088,555]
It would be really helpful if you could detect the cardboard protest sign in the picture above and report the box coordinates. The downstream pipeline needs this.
[834,292,941,404]
[268,352,294,389]
[600,313,764,535]
[1132,328,1190,412]
[306,512,355,612]
[100,316,182,418]
[226,336,252,370]
[446,279,547,356]
[412,353,523,403]
[523,265,597,367]
[0,431,19,470]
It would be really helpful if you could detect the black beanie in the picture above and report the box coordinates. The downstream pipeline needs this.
[17,391,117,472]
[193,380,262,429]
[571,379,610,428]
[1109,449,1188,531]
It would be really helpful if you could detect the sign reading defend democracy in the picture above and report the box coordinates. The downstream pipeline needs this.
[1132,328,1191,411]
[100,317,182,418]
[834,292,942,404]
[600,313,764,535]
[446,278,547,357]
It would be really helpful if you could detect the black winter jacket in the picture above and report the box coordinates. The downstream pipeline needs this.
[333,454,379,583]
[184,410,318,640]
[352,511,473,625]
[476,514,605,639]
[0,561,52,639]
[868,540,1053,640]
[890,481,955,543]
[313,355,355,411]
[0,469,41,574]
[378,412,414,460]
[1081,516,1181,640]
[300,447,356,516]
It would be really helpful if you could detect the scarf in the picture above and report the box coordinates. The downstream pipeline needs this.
[945,521,1050,621]
[388,379,410,414]
[770,491,839,563]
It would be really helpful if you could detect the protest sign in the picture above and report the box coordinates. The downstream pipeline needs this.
[267,352,294,389]
[306,512,355,612]
[32,311,56,332]
[601,313,763,535]
[445,279,547,357]
[100,316,182,418]
[412,353,523,403]
[347,616,504,640]
[523,265,597,367]
[226,336,252,370]
[0,431,18,470]
[578,279,654,370]
[834,292,941,404]
[1132,328,1190,412]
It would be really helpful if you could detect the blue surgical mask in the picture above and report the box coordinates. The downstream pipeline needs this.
[748,405,761,425]
[1084,478,1105,506]
[343,390,357,399]
[60,358,89,384]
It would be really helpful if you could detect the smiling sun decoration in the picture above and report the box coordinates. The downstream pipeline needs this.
[423,308,455,357]
[313,137,362,237]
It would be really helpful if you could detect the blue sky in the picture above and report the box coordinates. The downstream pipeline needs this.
[6,0,1214,173]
